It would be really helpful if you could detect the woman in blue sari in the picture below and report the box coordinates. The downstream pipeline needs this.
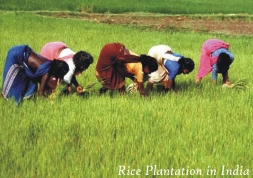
[2,45,69,104]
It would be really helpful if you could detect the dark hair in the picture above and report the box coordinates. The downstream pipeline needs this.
[178,57,195,73]
[217,53,231,72]
[73,51,94,72]
[49,60,69,79]
[139,54,158,72]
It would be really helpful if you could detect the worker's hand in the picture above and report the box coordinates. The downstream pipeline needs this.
[195,78,202,84]
[225,80,232,85]
[76,85,83,93]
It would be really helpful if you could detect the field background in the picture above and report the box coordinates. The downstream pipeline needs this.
[0,1,253,178]
[1,0,253,14]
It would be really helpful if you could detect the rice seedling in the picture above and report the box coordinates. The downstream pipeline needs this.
[76,82,98,97]
[126,82,138,94]
[0,10,253,178]
[223,78,249,90]
[47,82,67,100]
[231,78,249,90]
[47,82,98,100]
[81,82,97,93]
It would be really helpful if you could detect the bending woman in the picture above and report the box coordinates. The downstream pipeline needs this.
[96,42,158,97]
[40,42,93,93]
[2,45,69,104]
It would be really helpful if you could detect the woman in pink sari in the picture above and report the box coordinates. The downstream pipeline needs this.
[196,39,234,85]
[40,42,93,94]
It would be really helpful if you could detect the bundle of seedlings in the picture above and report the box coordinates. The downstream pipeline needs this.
[222,78,249,90]
[78,82,97,94]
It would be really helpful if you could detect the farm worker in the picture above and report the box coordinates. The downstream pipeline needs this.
[195,39,234,85]
[95,42,158,97]
[40,42,94,94]
[2,44,69,104]
[146,44,195,92]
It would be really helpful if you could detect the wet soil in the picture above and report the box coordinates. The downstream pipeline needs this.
[36,12,253,36]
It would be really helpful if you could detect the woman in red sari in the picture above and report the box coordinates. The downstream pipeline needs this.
[96,42,158,97]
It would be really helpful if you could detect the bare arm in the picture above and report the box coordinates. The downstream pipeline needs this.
[69,76,83,93]
[211,79,217,85]
[137,82,146,97]
[222,71,231,84]
[164,79,175,92]
[39,73,50,96]
[146,81,154,92]
[195,77,202,84]
[71,75,79,87]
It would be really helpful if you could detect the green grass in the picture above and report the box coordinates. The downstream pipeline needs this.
[0,10,253,178]
[1,0,253,14]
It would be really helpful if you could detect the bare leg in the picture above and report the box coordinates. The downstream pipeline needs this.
[99,87,108,95]
[118,85,126,96]
[146,81,154,92]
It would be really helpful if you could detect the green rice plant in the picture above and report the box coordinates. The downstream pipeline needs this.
[1,0,253,14]
[81,82,97,93]
[47,82,67,100]
[223,78,249,90]
[76,82,98,98]
[48,82,98,100]
[0,11,253,178]
[230,78,249,90]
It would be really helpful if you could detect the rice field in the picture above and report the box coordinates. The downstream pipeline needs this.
[0,2,253,178]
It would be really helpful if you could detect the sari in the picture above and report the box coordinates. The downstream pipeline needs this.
[2,45,51,103]
[95,43,141,89]
[196,39,229,78]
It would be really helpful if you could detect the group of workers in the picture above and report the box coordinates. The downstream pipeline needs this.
[1,38,234,104]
